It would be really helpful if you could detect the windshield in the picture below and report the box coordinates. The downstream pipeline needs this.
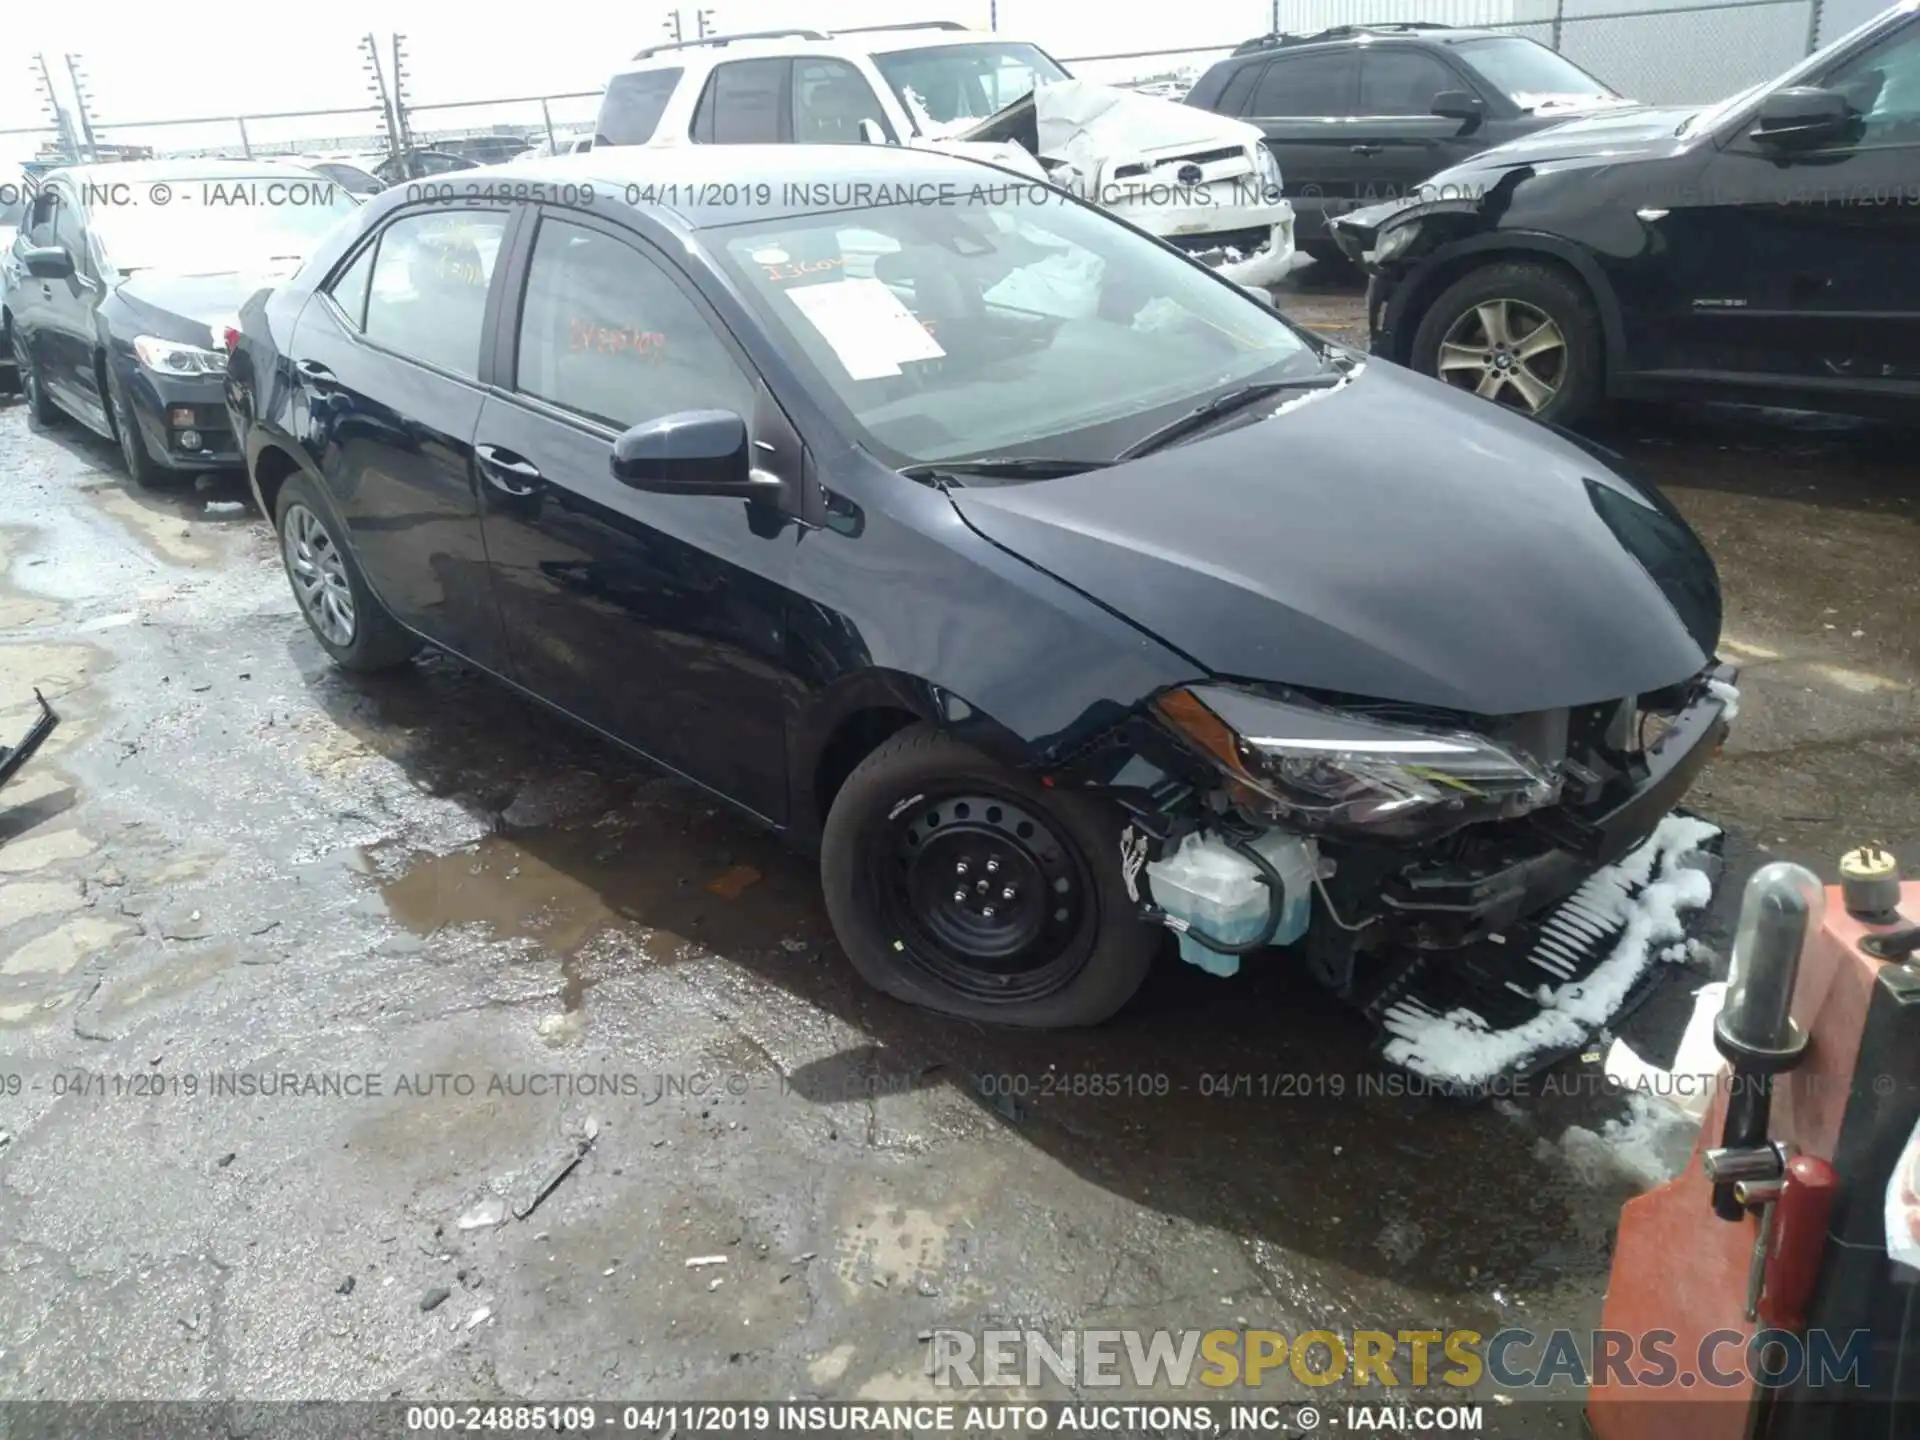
[1452,37,1621,110]
[707,192,1324,467]
[90,175,363,274]
[871,42,1071,132]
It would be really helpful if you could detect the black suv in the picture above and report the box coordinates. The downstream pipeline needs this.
[1333,0,1920,428]
[1185,23,1633,261]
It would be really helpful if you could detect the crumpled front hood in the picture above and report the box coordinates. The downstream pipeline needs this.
[948,364,1719,715]
[959,79,1262,166]
[1432,105,1699,179]
[113,266,297,342]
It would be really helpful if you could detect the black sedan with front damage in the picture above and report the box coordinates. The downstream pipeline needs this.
[5,159,360,486]
[1331,0,1920,428]
[224,144,1733,1062]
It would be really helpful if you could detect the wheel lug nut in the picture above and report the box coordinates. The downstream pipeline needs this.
[953,889,967,903]
[976,881,988,894]
[955,861,968,876]
[982,906,996,919]
[1001,886,1015,900]
[985,859,1000,874]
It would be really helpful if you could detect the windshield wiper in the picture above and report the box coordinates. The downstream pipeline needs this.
[1114,377,1345,462]
[899,456,1112,487]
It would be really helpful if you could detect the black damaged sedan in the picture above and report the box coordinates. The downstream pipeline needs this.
[6,159,360,486]
[225,145,1733,1048]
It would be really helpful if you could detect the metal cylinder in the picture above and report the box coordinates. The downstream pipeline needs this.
[1840,843,1901,923]
[1716,862,1822,1063]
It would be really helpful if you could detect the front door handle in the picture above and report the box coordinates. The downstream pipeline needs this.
[475,444,544,497]
[1350,143,1383,156]
[294,359,338,389]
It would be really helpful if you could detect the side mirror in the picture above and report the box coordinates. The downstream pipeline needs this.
[1431,90,1485,127]
[610,409,788,504]
[1751,86,1852,148]
[22,245,75,281]
[857,118,888,146]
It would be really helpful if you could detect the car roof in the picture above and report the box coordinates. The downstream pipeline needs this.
[1232,25,1516,59]
[459,144,1019,228]
[616,25,1045,73]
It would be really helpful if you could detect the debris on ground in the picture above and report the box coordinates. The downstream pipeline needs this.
[1552,1093,1700,1191]
[456,1198,507,1231]
[465,1306,492,1330]
[514,1121,598,1220]
[204,501,247,515]
[706,865,762,899]
[684,1254,728,1268]
[420,1287,451,1313]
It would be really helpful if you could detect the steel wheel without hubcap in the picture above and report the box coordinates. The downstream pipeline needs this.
[870,790,1095,1005]
[283,504,357,648]
[1436,298,1566,414]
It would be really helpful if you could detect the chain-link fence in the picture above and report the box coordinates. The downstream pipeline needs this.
[1271,0,1825,104]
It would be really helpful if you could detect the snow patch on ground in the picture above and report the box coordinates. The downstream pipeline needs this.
[1549,1092,1702,1192]
[1382,813,1722,1089]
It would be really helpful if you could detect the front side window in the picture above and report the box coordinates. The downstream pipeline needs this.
[1250,54,1358,117]
[514,218,753,429]
[362,210,508,379]
[1215,62,1262,117]
[596,67,683,146]
[870,42,1070,131]
[327,242,376,330]
[691,59,788,144]
[793,59,894,143]
[708,194,1324,466]
[1358,51,1464,117]
[85,174,363,275]
[1823,20,1920,143]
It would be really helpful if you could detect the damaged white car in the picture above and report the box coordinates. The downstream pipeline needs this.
[590,19,1297,286]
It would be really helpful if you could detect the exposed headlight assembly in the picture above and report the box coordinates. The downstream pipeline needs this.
[1251,143,1284,202]
[132,335,226,376]
[1365,217,1421,266]
[1157,685,1559,840]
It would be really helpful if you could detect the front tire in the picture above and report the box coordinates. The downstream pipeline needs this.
[106,365,180,489]
[16,335,60,428]
[821,724,1159,1028]
[273,472,419,673]
[1411,260,1602,428]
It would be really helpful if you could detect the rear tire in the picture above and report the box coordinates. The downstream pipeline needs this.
[1410,260,1603,428]
[821,724,1159,1028]
[273,472,419,673]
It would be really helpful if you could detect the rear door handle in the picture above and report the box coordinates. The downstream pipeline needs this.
[475,443,544,497]
[294,359,338,389]
[1350,144,1383,156]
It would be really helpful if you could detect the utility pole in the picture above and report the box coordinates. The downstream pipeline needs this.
[1270,1,1280,39]
[361,33,400,165]
[391,33,416,161]
[63,53,100,161]
[31,54,79,163]
[697,9,715,38]
[664,9,684,44]
[989,2,997,32]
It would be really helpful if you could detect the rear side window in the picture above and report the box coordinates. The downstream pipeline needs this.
[1215,62,1261,116]
[792,59,894,143]
[1250,53,1358,116]
[362,210,508,379]
[327,242,376,329]
[1358,51,1462,116]
[513,218,754,429]
[691,58,789,143]
[596,67,683,146]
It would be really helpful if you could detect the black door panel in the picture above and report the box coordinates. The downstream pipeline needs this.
[477,211,794,820]
[285,209,511,669]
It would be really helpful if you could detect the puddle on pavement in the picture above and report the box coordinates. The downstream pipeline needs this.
[376,811,820,1011]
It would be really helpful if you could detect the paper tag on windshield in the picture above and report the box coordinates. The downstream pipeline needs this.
[785,278,944,381]
[1887,1114,1920,1272]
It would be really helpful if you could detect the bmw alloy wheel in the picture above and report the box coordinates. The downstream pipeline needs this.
[1435,299,1566,414]
[282,504,357,647]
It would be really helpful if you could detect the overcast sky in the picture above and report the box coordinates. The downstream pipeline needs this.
[2,1,1282,155]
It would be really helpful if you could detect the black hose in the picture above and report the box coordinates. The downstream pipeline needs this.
[1169,836,1288,956]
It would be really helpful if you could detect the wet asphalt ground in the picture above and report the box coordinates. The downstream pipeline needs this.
[1,268,1916,1430]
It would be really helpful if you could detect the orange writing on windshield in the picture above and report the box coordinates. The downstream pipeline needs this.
[570,318,668,358]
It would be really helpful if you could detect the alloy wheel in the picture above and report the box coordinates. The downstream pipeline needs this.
[1436,298,1566,414]
[870,789,1095,1005]
[282,503,357,648]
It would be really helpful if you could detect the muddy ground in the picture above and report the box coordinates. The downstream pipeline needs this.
[1,273,1916,1429]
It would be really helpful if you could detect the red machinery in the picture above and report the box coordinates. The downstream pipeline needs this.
[1589,846,1920,1437]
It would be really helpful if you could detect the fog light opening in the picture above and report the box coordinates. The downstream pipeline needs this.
[178,429,204,451]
